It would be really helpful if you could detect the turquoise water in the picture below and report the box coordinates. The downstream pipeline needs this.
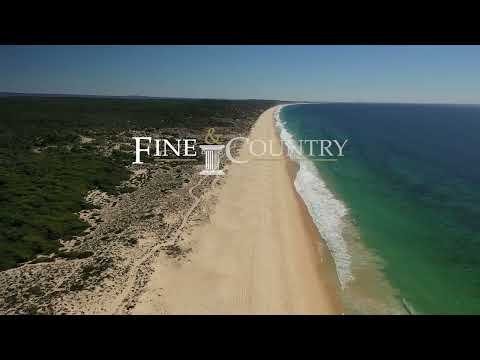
[280,103,480,314]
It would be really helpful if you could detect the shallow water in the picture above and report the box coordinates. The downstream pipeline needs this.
[279,103,480,314]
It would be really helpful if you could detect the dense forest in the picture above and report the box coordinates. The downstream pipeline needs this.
[0,96,278,270]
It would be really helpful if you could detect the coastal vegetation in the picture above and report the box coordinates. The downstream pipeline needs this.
[0,96,277,271]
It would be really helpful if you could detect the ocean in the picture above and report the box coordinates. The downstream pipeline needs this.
[277,103,480,314]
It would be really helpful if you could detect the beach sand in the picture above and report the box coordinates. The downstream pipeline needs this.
[132,106,343,314]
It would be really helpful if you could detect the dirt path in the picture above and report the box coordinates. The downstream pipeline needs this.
[110,176,210,314]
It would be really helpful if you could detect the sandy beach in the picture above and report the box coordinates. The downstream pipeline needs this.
[133,106,343,314]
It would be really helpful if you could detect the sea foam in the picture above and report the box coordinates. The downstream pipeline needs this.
[274,105,353,288]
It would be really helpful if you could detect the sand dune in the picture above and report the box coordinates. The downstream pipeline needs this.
[133,106,343,314]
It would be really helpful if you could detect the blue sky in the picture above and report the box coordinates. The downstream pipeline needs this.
[1,45,480,103]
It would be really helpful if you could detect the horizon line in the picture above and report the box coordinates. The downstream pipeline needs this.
[1,91,479,106]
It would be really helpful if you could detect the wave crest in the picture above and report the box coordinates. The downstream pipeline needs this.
[274,105,353,288]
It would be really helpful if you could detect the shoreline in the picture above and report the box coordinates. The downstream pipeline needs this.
[275,105,353,288]
[132,106,343,314]
[277,104,407,314]
[279,106,343,305]
[284,147,343,307]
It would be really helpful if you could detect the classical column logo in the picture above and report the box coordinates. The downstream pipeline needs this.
[200,128,225,176]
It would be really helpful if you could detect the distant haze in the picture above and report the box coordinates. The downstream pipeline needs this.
[1,45,480,104]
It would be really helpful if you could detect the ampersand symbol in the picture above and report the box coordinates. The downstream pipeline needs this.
[205,128,221,144]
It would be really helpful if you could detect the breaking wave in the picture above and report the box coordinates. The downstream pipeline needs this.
[274,105,353,288]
